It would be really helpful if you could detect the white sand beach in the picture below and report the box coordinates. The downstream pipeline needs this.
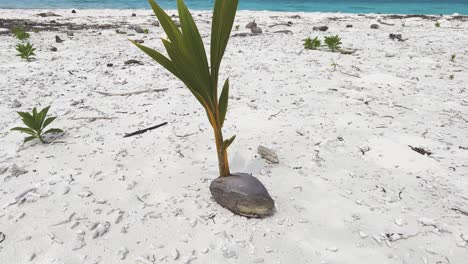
[0,9,468,264]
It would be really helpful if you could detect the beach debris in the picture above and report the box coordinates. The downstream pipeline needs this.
[10,99,22,108]
[210,173,275,218]
[251,26,263,34]
[50,46,57,52]
[132,13,136,17]
[66,31,74,36]
[172,248,180,260]
[3,187,37,209]
[377,19,395,26]
[246,20,257,29]
[52,212,76,226]
[313,26,328,31]
[117,247,129,260]
[72,231,86,250]
[269,21,293,27]
[288,15,301,19]
[258,145,279,163]
[55,35,64,43]
[409,145,432,156]
[232,32,261,37]
[274,30,292,34]
[47,232,63,244]
[91,222,111,239]
[385,51,398,57]
[339,48,357,55]
[71,10,76,14]
[133,25,145,33]
[389,33,407,41]
[152,21,160,26]
[346,24,353,28]
[37,11,60,17]
[0,232,5,244]
[133,39,144,43]
[370,24,379,29]
[124,59,144,65]
[123,122,168,138]
[4,164,28,181]
[359,231,368,239]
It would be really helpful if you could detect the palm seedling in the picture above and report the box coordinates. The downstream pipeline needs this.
[304,36,321,50]
[451,53,456,62]
[324,35,342,52]
[16,42,36,61]
[11,25,30,40]
[11,106,63,143]
[131,0,274,218]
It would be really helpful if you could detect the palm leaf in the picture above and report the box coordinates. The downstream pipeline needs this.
[44,128,64,134]
[11,127,36,135]
[23,136,37,143]
[218,78,229,127]
[210,0,239,90]
[42,116,57,128]
[148,0,182,45]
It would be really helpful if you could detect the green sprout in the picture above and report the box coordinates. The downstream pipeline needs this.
[16,42,36,61]
[324,35,342,52]
[304,36,321,50]
[451,53,456,62]
[131,0,239,177]
[330,60,338,71]
[143,28,149,34]
[235,25,240,30]
[11,25,30,40]
[449,74,454,80]
[435,21,441,27]
[11,106,64,143]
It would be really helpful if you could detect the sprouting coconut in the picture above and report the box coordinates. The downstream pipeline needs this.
[131,0,275,218]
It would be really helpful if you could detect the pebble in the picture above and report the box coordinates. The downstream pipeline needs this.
[385,51,398,58]
[264,246,274,253]
[172,248,180,260]
[10,99,22,108]
[91,222,110,238]
[78,190,93,198]
[117,247,129,260]
[418,217,437,227]
[253,258,265,263]
[394,218,406,226]
[326,246,339,252]
[251,26,263,34]
[359,231,368,238]
[370,24,379,29]
[71,232,86,250]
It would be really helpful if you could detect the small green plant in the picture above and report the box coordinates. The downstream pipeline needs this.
[435,21,440,27]
[11,106,64,143]
[449,74,454,80]
[11,25,30,40]
[32,28,40,33]
[235,25,240,30]
[330,60,338,71]
[143,28,149,34]
[324,35,342,52]
[451,53,456,62]
[304,36,321,50]
[16,42,36,61]
[131,0,239,177]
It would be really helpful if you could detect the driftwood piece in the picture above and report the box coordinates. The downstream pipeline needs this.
[232,32,262,37]
[96,88,167,96]
[257,145,279,163]
[377,19,395,26]
[274,30,293,34]
[338,48,358,55]
[269,22,292,27]
[123,122,168,138]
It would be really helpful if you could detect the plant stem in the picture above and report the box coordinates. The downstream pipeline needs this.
[213,126,230,177]
[38,135,45,143]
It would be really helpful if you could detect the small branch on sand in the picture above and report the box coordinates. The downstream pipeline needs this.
[96,88,168,97]
[71,116,116,121]
[450,207,468,217]
[268,109,283,120]
[269,22,292,27]
[123,122,168,138]
[377,19,395,26]
[340,70,361,78]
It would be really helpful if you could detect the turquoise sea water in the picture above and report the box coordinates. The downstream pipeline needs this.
[0,0,467,14]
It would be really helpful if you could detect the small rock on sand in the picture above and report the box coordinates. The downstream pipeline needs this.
[251,26,263,34]
[370,24,379,29]
[133,25,145,33]
[152,21,160,27]
[10,99,22,108]
[246,20,257,29]
[257,145,279,163]
[313,26,328,31]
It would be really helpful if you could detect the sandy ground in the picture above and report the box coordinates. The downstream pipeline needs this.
[0,8,468,264]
